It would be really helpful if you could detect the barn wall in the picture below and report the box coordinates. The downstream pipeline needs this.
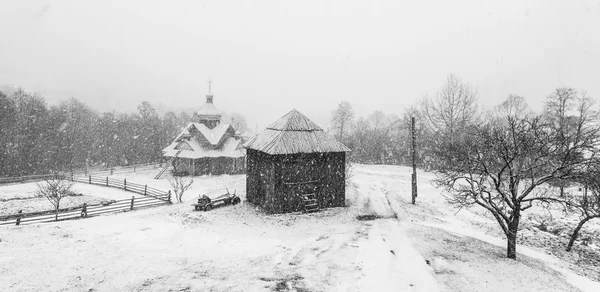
[273,153,319,213]
[270,152,345,213]
[323,152,345,208]
[246,150,256,203]
[246,150,346,214]
[263,158,277,213]
[246,150,273,206]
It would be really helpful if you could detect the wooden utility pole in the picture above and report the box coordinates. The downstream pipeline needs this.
[411,116,417,204]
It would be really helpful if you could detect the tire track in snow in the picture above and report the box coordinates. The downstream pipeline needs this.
[355,219,439,292]
[352,173,439,291]
[263,227,367,291]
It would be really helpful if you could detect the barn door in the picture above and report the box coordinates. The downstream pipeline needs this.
[283,180,319,212]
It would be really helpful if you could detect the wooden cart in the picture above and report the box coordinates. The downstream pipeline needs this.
[192,189,240,211]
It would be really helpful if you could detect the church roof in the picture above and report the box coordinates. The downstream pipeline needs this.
[245,109,350,155]
[197,101,221,119]
[162,122,244,158]
[266,109,323,131]
[190,123,230,145]
[163,136,244,159]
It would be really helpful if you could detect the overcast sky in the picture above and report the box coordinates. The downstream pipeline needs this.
[1,0,599,130]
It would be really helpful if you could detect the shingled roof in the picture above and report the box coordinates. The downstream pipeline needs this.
[162,122,244,158]
[244,109,350,155]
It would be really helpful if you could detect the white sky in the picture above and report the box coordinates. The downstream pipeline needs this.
[1,0,599,130]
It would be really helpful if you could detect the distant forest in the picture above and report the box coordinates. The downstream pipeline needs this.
[1,74,595,177]
[0,88,245,176]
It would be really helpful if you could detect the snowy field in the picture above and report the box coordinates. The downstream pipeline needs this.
[0,182,150,215]
[0,165,599,291]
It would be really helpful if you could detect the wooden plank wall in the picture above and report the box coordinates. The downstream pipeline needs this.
[246,151,346,214]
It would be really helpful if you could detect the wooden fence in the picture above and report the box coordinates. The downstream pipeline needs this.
[79,162,162,177]
[0,173,56,185]
[0,161,162,185]
[70,175,169,201]
[0,175,171,226]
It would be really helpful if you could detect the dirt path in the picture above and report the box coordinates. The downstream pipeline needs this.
[355,219,439,292]
[352,164,598,292]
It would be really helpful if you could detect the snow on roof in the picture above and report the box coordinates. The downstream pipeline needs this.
[163,123,243,159]
[266,109,323,131]
[245,109,350,155]
[173,122,232,145]
[172,127,191,142]
[163,136,244,159]
[197,102,221,119]
[190,123,231,145]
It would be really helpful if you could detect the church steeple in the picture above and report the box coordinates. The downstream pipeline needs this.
[197,79,222,129]
[206,79,214,104]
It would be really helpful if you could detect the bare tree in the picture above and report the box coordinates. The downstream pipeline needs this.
[567,167,600,251]
[544,87,577,126]
[224,112,249,134]
[543,88,579,196]
[433,115,599,259]
[423,74,479,135]
[564,93,600,251]
[331,101,355,142]
[168,176,194,203]
[494,94,529,119]
[35,177,75,221]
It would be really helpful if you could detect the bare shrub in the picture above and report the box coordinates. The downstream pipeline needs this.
[168,176,194,203]
[35,177,74,221]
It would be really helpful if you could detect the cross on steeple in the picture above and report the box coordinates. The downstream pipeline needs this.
[207,79,213,92]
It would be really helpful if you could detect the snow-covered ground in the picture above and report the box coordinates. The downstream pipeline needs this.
[0,165,598,291]
[0,181,155,216]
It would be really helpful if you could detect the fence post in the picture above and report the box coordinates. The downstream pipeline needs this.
[106,177,109,186]
[144,185,147,196]
[134,166,136,172]
[71,172,74,182]
[89,175,91,184]
[130,196,134,210]
[16,210,22,226]
[81,203,88,218]
[167,190,172,204]
[111,168,113,175]
[124,179,127,191]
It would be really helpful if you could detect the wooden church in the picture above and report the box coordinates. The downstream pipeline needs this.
[245,109,350,214]
[161,81,245,176]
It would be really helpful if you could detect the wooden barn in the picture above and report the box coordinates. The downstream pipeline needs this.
[244,109,350,214]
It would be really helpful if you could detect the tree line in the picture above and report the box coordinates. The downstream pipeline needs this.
[0,88,246,177]
[331,73,600,259]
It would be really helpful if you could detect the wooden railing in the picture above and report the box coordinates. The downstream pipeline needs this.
[0,161,162,185]
[80,162,162,176]
[0,195,170,226]
[71,175,170,202]
[0,175,172,227]
[0,174,56,185]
